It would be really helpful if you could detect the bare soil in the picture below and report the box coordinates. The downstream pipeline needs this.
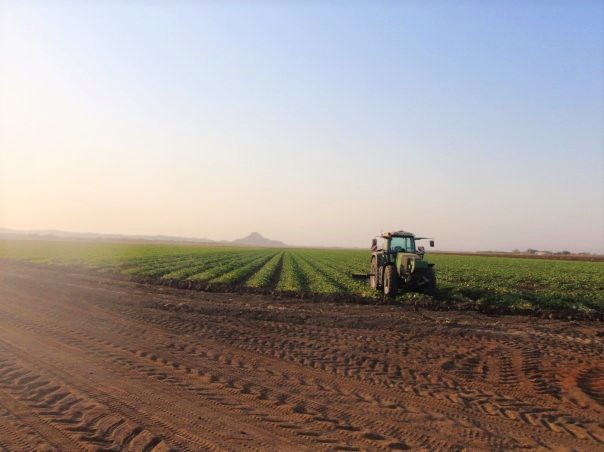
[0,261,602,451]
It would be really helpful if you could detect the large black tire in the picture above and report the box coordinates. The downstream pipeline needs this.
[383,265,398,297]
[370,258,379,290]
[422,268,436,295]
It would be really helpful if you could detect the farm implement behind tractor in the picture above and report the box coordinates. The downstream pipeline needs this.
[353,230,436,297]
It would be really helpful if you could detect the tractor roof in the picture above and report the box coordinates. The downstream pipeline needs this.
[382,230,415,238]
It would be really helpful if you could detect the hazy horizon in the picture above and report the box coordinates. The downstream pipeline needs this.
[1,225,602,254]
[1,2,603,253]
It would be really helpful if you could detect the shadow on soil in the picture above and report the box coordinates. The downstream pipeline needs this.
[133,274,602,321]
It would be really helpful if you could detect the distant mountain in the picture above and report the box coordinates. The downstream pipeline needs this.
[0,227,214,244]
[0,227,287,248]
[232,232,287,248]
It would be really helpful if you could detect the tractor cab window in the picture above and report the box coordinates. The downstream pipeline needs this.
[390,236,415,253]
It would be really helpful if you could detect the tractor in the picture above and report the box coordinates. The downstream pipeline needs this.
[355,230,436,297]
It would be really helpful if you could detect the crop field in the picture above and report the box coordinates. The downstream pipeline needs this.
[0,240,602,316]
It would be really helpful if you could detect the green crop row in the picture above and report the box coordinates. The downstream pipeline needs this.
[211,251,279,284]
[245,251,284,288]
[187,250,271,282]
[275,252,308,292]
[161,251,252,280]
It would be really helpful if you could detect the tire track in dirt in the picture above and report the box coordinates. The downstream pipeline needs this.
[110,303,600,441]
[16,280,604,440]
[0,355,170,452]
[1,296,600,448]
[0,325,345,449]
[0,290,460,450]
[0,390,62,452]
[577,368,604,407]
[0,316,303,451]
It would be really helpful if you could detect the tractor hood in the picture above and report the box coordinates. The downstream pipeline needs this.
[396,252,431,273]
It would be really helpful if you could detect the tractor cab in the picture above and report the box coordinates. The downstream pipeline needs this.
[372,231,434,255]
[384,233,417,254]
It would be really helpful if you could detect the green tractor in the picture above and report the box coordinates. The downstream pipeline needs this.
[360,230,436,297]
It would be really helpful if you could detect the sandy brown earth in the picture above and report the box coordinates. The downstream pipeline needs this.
[0,261,602,451]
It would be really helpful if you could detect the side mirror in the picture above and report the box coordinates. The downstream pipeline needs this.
[371,238,377,250]
[430,240,435,247]
[418,246,425,254]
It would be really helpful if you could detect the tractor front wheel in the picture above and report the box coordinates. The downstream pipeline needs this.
[383,265,398,297]
[370,258,379,290]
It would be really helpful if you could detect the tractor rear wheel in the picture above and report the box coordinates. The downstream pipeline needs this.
[383,265,398,297]
[370,258,379,290]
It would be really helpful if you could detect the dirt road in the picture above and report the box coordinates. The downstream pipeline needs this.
[0,261,602,451]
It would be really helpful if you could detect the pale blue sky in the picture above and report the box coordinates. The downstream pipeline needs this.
[1,1,602,251]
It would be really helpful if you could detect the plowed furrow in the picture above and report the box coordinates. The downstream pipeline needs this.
[0,355,172,452]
